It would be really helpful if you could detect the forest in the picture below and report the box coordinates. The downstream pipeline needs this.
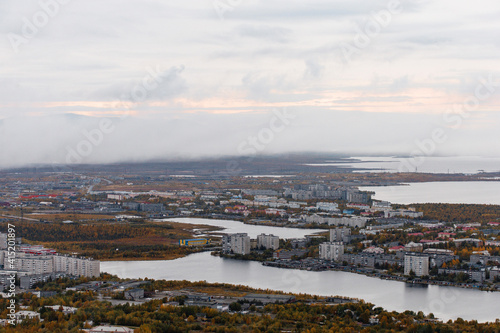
[0,221,213,261]
[396,203,500,223]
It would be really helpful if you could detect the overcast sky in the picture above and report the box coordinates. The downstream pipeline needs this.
[1,0,500,168]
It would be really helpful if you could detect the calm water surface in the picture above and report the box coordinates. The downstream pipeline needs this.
[360,181,500,205]
[161,217,325,239]
[102,252,500,322]
[308,156,500,174]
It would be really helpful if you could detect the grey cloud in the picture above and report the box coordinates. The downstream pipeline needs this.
[242,72,290,101]
[304,58,325,79]
[1,0,500,167]
[1,110,498,169]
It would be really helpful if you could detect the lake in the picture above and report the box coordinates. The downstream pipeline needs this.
[102,218,500,322]
[360,181,500,205]
[101,252,500,323]
[160,217,325,239]
[307,156,500,174]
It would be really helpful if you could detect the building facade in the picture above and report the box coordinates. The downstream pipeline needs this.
[2,247,100,278]
[404,253,429,276]
[330,227,351,243]
[222,233,251,255]
[319,242,344,261]
[256,234,279,250]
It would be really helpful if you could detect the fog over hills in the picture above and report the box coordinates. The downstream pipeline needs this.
[0,110,498,169]
[2,1,500,169]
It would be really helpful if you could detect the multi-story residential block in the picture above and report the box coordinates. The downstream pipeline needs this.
[330,227,351,243]
[470,254,500,265]
[13,254,54,275]
[423,249,459,268]
[139,203,165,212]
[222,233,251,255]
[290,238,307,248]
[316,202,339,212]
[52,255,100,278]
[438,268,486,282]
[319,242,344,261]
[284,186,369,203]
[345,190,370,203]
[302,215,367,228]
[19,272,68,289]
[256,234,279,250]
[342,253,376,267]
[404,253,429,276]
[1,244,100,278]
[341,253,403,268]
[372,201,391,209]
[386,209,423,218]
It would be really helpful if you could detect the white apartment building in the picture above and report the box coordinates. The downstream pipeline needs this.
[302,215,368,228]
[316,202,339,212]
[404,253,429,277]
[11,254,54,275]
[372,201,392,209]
[319,242,344,261]
[222,233,251,255]
[256,233,279,250]
[53,255,100,278]
[2,250,100,278]
[330,227,351,242]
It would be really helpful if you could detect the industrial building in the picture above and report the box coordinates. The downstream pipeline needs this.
[179,238,211,246]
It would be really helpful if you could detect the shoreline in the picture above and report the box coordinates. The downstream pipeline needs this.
[100,251,500,293]
[264,261,499,292]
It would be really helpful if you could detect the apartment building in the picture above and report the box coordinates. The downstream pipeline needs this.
[256,233,279,250]
[404,253,429,277]
[222,233,251,255]
[1,245,100,278]
[10,254,54,275]
[330,227,351,243]
[319,242,344,261]
[53,255,100,278]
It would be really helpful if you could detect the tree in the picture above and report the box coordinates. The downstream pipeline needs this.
[229,302,242,312]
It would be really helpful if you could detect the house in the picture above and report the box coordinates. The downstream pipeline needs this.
[388,246,405,252]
